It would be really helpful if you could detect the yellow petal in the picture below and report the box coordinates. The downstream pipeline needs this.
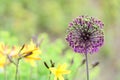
[62,70,71,74]
[25,56,41,60]
[0,63,5,68]
[58,75,64,80]
[54,76,57,80]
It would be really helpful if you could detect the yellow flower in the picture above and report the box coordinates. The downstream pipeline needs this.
[21,40,41,67]
[0,53,6,68]
[49,63,71,80]
[0,42,10,68]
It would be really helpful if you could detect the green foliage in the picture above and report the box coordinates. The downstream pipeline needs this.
[0,31,18,45]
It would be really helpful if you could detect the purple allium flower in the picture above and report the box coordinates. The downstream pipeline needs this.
[66,15,104,54]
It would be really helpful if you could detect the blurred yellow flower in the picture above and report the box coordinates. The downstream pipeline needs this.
[0,42,10,55]
[0,41,41,67]
[49,63,70,80]
[0,53,6,68]
[0,42,10,68]
[21,41,41,67]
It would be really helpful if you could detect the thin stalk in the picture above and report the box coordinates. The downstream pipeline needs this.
[15,44,25,80]
[85,54,89,80]
[29,66,33,80]
[48,72,51,80]
[37,62,40,79]
[4,58,8,80]
[15,59,20,80]
[4,65,7,80]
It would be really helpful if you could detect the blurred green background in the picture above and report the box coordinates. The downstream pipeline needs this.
[0,0,120,80]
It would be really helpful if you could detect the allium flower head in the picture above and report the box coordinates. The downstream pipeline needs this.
[66,15,104,54]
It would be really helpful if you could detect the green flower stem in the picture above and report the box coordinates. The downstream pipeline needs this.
[29,66,33,80]
[15,59,20,80]
[85,54,89,80]
[49,72,51,80]
[4,65,7,80]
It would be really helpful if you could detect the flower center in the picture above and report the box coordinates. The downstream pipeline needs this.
[81,31,91,41]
